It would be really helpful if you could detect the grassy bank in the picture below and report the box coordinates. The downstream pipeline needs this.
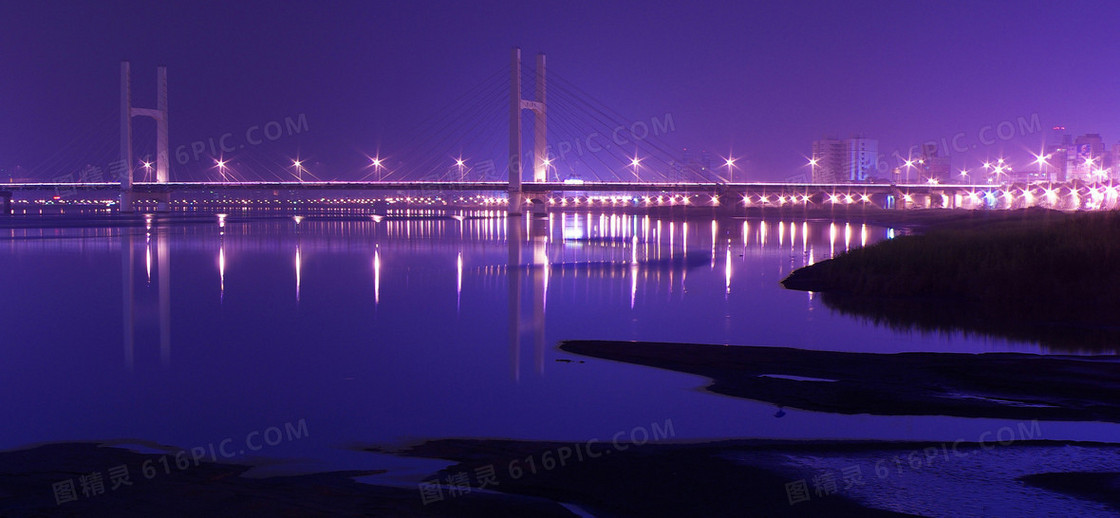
[782,209,1120,326]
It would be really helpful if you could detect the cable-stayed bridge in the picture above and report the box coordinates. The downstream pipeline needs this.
[3,51,1116,214]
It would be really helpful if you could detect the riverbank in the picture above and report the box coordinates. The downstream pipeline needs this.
[780,209,1120,349]
[7,437,1118,517]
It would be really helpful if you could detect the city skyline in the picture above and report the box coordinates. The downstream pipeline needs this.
[3,1,1119,183]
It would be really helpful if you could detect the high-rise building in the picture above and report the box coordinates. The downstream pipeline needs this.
[1073,134,1107,181]
[679,148,713,181]
[810,139,843,183]
[1044,126,1072,182]
[918,143,952,183]
[1112,143,1120,181]
[810,137,878,183]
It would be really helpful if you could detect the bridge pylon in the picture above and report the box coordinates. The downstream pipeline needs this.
[509,48,546,215]
[120,61,170,212]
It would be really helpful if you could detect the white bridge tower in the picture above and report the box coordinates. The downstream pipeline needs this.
[509,48,546,215]
[120,61,169,212]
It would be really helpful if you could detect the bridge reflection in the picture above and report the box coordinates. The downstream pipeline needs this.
[98,210,889,371]
[121,216,171,370]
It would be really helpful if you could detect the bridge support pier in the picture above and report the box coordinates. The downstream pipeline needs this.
[119,191,171,213]
[153,192,171,213]
[717,202,741,216]
[119,191,135,213]
[1,191,11,215]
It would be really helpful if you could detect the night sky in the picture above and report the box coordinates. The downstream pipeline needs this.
[2,0,1117,182]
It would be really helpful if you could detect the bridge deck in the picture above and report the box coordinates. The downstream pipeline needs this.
[2,181,978,193]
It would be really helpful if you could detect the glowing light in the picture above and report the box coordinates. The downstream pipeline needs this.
[373,250,381,305]
[456,158,465,167]
[293,159,302,168]
[219,242,225,299]
[142,161,152,169]
[724,241,731,296]
[295,244,302,302]
[630,156,641,167]
[145,237,151,283]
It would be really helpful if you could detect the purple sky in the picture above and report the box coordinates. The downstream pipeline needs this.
[1,0,1117,182]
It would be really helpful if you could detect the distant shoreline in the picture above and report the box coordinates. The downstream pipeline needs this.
[779,208,1120,349]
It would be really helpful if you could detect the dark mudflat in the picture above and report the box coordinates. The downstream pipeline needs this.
[559,340,1120,422]
[1018,472,1120,512]
[386,438,914,517]
[0,443,572,517]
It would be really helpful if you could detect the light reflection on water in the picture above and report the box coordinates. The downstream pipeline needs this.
[1,210,1116,478]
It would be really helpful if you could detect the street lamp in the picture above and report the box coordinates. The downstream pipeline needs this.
[959,169,969,185]
[215,158,228,181]
[455,157,466,180]
[807,157,818,182]
[993,165,1007,185]
[292,159,303,182]
[1033,152,1052,182]
[724,156,736,183]
[371,156,383,181]
[1083,156,1098,182]
[630,155,641,181]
